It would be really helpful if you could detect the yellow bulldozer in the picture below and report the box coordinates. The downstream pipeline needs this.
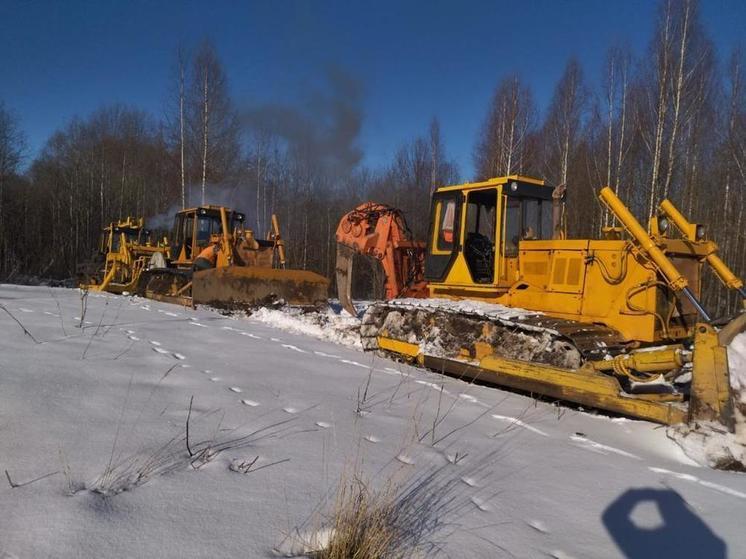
[336,175,746,427]
[83,205,329,309]
[139,204,328,308]
[80,217,169,294]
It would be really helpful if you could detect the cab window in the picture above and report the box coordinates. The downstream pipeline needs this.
[464,189,497,283]
[436,199,457,251]
[196,215,222,242]
[504,197,552,257]
[505,200,521,257]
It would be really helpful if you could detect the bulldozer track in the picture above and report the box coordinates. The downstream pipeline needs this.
[360,298,628,367]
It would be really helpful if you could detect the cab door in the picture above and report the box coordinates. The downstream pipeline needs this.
[424,191,462,282]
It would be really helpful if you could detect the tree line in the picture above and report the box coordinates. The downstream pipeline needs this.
[0,0,743,316]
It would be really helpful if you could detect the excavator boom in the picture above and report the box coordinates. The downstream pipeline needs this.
[335,202,427,316]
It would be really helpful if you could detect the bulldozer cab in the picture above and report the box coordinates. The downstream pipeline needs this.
[425,175,553,288]
[171,206,245,265]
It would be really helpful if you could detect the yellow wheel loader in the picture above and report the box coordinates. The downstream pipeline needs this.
[79,217,170,294]
[336,175,746,428]
[137,205,329,309]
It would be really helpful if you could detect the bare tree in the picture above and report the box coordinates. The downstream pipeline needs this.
[178,48,188,209]
[0,102,27,271]
[542,58,589,186]
[474,75,536,180]
[189,41,241,204]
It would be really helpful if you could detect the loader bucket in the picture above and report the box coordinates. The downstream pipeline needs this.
[192,266,329,310]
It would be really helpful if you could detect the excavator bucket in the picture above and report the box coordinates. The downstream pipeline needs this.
[192,266,329,310]
[336,243,356,317]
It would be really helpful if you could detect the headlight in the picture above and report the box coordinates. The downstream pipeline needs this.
[658,217,669,233]
[510,181,518,192]
[696,224,705,240]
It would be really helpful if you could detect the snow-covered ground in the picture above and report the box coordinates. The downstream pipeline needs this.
[1,284,745,558]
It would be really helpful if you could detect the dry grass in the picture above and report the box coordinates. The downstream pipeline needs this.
[278,448,505,559]
[315,475,408,559]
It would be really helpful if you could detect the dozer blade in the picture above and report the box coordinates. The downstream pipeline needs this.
[192,266,329,310]
[335,243,356,317]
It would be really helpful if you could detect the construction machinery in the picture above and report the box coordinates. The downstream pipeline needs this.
[138,205,329,309]
[336,175,746,427]
[335,202,427,307]
[80,217,170,294]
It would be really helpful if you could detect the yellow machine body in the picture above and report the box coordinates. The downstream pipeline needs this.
[81,217,169,294]
[424,176,725,343]
[369,175,746,426]
[141,205,329,308]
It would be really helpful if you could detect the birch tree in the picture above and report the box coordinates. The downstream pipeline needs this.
[189,41,241,204]
[474,75,536,180]
[542,59,589,186]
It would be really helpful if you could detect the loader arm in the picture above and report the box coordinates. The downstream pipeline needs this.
[599,186,712,321]
[659,198,746,302]
[335,202,427,316]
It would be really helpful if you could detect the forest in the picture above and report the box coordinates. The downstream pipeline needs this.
[0,0,743,316]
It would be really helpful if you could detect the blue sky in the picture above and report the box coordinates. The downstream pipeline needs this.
[1,0,744,178]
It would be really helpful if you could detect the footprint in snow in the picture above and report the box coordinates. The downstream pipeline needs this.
[395,454,414,465]
[282,344,307,353]
[189,322,207,328]
[445,453,468,465]
[283,407,298,414]
[229,387,242,393]
[460,476,478,487]
[470,496,491,512]
[149,340,161,346]
[17,308,34,313]
[548,551,576,559]
[364,435,380,443]
[172,353,186,360]
[153,347,170,355]
[128,335,140,341]
[270,337,281,342]
[241,399,260,407]
[314,351,340,358]
[240,332,261,339]
[492,414,549,437]
[43,311,59,317]
[569,434,640,460]
[210,377,221,382]
[340,359,369,369]
[527,520,550,534]
[315,421,331,429]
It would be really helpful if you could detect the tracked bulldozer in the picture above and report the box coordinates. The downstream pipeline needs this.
[79,217,170,294]
[336,175,746,427]
[138,205,329,309]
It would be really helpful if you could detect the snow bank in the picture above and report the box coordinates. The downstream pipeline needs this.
[247,303,364,349]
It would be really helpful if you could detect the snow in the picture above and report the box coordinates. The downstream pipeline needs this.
[1,284,745,558]
[728,332,746,395]
[244,301,364,349]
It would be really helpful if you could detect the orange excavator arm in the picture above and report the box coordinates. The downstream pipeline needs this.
[335,202,427,316]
